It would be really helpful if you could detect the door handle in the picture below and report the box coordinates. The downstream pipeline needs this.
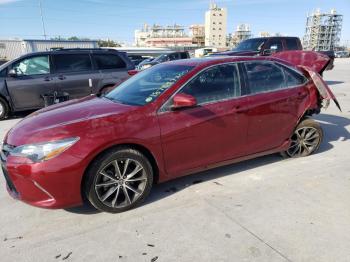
[58,75,66,80]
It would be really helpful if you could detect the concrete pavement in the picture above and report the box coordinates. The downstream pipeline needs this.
[0,58,350,262]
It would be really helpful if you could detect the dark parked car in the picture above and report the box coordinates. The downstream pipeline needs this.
[0,48,134,120]
[212,37,335,74]
[1,54,340,213]
[137,51,190,70]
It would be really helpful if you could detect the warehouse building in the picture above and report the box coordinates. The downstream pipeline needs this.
[0,39,98,61]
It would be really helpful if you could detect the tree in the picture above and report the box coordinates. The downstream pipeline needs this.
[98,39,121,47]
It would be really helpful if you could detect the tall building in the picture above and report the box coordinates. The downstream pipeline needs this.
[303,9,343,51]
[190,24,205,47]
[134,24,193,47]
[205,3,227,47]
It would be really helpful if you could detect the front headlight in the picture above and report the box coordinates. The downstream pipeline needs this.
[10,137,79,162]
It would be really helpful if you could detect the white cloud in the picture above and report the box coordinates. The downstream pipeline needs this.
[0,0,21,5]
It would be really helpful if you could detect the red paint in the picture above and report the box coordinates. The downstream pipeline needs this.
[2,56,337,209]
[172,93,197,109]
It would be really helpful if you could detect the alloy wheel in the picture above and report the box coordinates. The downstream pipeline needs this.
[286,127,321,157]
[94,158,148,208]
[0,102,4,116]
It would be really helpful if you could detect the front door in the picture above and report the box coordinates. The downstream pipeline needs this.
[158,63,249,177]
[6,55,56,110]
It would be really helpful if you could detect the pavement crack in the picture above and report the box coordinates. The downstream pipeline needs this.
[204,199,293,262]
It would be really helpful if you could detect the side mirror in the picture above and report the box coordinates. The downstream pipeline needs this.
[262,49,272,56]
[8,69,17,77]
[171,93,197,110]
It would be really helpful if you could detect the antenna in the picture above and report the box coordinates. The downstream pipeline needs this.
[39,0,47,40]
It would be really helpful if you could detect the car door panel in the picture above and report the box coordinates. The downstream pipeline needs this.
[5,55,56,110]
[52,54,95,99]
[158,97,249,177]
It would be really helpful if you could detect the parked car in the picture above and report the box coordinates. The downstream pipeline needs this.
[127,55,149,66]
[212,37,335,74]
[137,51,190,70]
[1,54,340,213]
[335,51,350,58]
[0,48,135,120]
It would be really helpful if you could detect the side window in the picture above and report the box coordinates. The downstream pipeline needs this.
[53,54,92,73]
[285,38,299,50]
[244,62,285,94]
[93,54,126,70]
[12,55,50,76]
[179,64,240,104]
[265,40,283,52]
[180,52,188,59]
[168,53,179,61]
[282,66,307,87]
[0,69,6,77]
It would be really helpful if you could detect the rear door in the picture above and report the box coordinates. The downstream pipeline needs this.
[242,61,308,154]
[52,53,98,99]
[5,54,56,110]
[92,53,130,92]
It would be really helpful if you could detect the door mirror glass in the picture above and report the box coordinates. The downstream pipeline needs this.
[8,69,17,77]
[172,93,197,110]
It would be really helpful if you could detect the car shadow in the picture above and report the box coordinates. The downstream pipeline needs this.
[64,113,349,215]
[326,80,344,86]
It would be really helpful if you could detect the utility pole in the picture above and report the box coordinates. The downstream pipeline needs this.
[39,0,47,40]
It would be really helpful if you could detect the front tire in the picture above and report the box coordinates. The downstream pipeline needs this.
[282,118,323,158]
[0,97,9,120]
[84,147,153,213]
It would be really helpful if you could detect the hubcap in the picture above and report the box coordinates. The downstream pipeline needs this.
[286,127,321,157]
[94,158,147,208]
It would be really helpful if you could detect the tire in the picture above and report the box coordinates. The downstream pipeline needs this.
[84,147,153,213]
[281,118,323,158]
[0,97,10,120]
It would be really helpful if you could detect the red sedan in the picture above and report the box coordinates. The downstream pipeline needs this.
[1,55,339,213]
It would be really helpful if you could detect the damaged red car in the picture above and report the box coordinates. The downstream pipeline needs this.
[1,54,340,213]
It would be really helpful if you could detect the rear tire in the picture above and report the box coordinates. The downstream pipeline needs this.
[83,147,153,213]
[281,118,323,158]
[0,97,9,120]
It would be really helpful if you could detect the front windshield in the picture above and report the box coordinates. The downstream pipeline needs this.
[234,38,266,52]
[105,64,194,106]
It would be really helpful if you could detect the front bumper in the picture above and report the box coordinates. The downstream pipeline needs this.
[1,145,85,209]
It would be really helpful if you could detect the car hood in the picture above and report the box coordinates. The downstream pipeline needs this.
[6,95,136,146]
[212,50,260,56]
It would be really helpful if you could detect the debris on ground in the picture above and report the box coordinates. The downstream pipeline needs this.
[62,252,72,260]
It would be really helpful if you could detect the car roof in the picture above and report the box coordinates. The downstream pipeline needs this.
[167,56,284,68]
[17,48,121,57]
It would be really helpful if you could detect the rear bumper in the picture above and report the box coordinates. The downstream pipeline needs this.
[1,153,85,209]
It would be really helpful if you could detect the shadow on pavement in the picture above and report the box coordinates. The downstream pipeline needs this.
[326,80,344,86]
[65,113,349,215]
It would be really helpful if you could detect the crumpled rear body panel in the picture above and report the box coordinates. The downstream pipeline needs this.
[272,50,330,74]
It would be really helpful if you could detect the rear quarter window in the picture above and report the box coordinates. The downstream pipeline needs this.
[93,54,126,70]
[281,65,307,87]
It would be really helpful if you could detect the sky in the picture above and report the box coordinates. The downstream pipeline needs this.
[0,0,349,45]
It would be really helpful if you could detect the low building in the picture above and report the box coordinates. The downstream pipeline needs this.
[134,24,193,48]
[190,24,205,47]
[230,24,252,47]
[0,39,98,61]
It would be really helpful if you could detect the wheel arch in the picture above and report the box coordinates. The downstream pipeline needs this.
[80,143,160,202]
